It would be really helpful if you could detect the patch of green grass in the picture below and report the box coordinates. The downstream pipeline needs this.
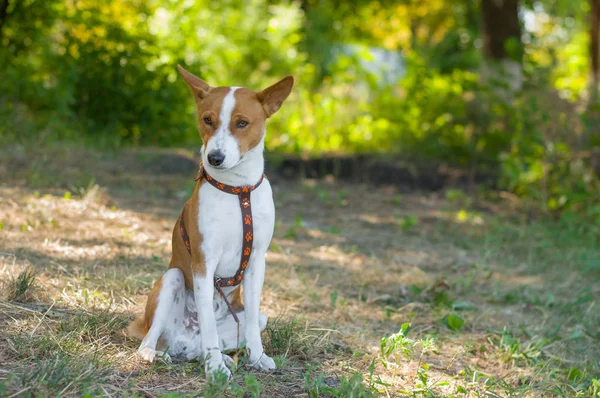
[493,328,549,366]
[4,268,37,302]
[283,215,304,239]
[60,310,130,343]
[9,309,129,361]
[475,218,600,276]
[304,367,375,398]
[264,317,330,361]
[441,214,600,369]
[8,352,112,397]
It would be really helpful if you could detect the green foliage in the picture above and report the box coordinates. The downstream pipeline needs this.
[2,0,600,218]
[445,313,465,331]
[380,324,446,396]
[0,0,307,145]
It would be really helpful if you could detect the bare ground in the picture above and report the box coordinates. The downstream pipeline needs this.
[0,144,598,397]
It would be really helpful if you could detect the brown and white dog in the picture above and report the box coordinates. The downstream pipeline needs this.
[128,65,293,379]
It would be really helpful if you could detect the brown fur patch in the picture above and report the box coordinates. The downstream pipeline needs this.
[169,178,206,288]
[230,285,244,313]
[127,316,147,340]
[229,88,268,156]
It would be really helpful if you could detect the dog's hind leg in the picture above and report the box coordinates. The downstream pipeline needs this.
[137,268,185,362]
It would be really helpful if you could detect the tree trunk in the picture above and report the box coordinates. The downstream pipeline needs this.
[591,0,600,100]
[480,0,523,92]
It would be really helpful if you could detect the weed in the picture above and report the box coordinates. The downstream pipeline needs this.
[264,317,330,360]
[304,367,375,398]
[493,328,549,366]
[4,268,37,302]
[284,215,304,239]
[330,290,339,308]
[445,313,465,331]
[397,215,419,230]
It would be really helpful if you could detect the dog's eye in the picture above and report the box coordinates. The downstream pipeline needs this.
[203,116,212,126]
[236,120,248,128]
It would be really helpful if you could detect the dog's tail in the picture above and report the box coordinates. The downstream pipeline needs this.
[127,317,148,341]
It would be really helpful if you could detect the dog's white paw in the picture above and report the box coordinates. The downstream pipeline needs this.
[204,350,232,380]
[249,352,276,371]
[137,347,171,363]
[221,353,235,368]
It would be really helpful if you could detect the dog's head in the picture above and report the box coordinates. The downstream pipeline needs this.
[178,65,293,170]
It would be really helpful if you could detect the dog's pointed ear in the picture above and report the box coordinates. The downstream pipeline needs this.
[257,76,294,118]
[178,65,210,99]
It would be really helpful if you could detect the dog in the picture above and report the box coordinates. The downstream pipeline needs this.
[128,65,293,379]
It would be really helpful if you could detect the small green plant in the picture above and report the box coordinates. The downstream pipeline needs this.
[328,225,341,234]
[330,290,339,308]
[317,189,330,203]
[589,378,600,397]
[265,317,328,360]
[380,323,414,368]
[304,368,374,398]
[391,195,402,205]
[201,370,236,397]
[243,374,262,398]
[445,313,465,331]
[445,189,467,202]
[494,328,549,366]
[70,178,104,202]
[381,324,445,395]
[5,268,37,302]
[337,190,349,207]
[284,215,304,239]
[397,215,419,230]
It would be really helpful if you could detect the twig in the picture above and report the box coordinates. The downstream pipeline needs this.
[7,386,30,398]
[30,299,55,336]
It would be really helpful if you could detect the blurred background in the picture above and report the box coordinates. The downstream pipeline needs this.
[1,0,600,218]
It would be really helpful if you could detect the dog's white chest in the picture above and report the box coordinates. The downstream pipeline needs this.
[197,180,275,278]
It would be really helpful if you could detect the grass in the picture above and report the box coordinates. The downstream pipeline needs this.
[4,268,37,302]
[0,141,599,396]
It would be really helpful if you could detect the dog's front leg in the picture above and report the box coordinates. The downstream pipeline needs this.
[193,267,231,379]
[243,254,276,371]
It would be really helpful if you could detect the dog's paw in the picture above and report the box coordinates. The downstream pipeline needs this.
[137,347,171,363]
[249,352,276,371]
[204,350,232,380]
[221,353,235,368]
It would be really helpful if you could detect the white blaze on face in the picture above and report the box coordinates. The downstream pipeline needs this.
[205,87,241,169]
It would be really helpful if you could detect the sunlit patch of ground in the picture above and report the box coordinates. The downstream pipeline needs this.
[0,144,598,397]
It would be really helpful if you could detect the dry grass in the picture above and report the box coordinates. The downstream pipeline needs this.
[0,143,598,397]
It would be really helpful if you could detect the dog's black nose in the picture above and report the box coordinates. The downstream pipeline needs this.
[207,150,225,166]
